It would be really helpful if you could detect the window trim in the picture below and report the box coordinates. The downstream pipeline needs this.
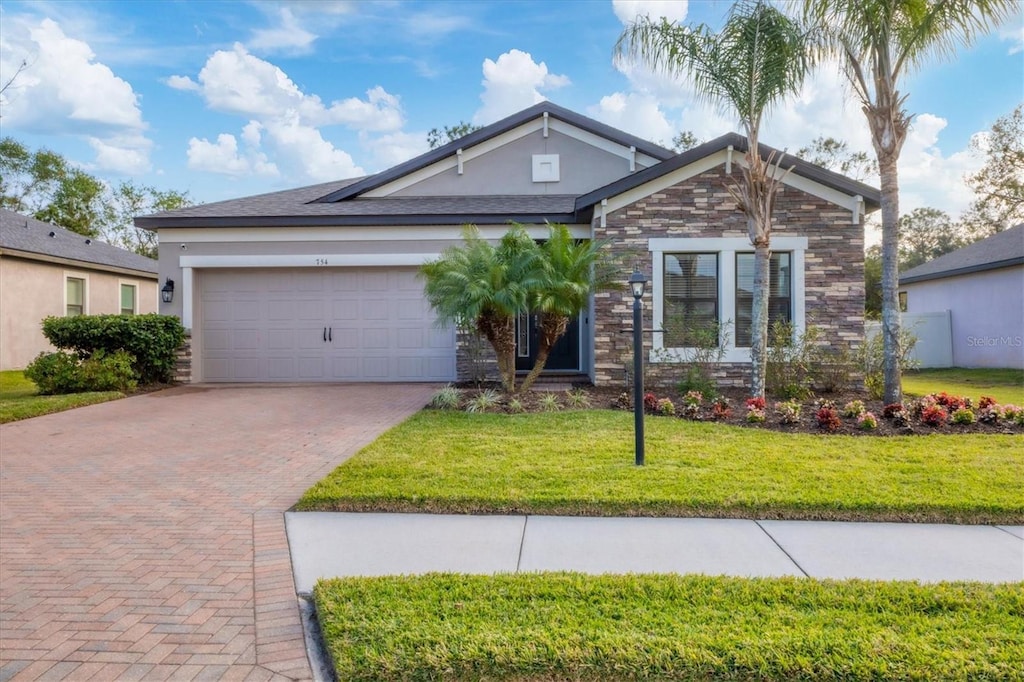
[64,272,88,317]
[649,236,807,364]
[734,251,793,348]
[119,280,138,315]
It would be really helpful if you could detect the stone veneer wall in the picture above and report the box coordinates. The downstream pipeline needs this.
[173,333,192,384]
[592,164,865,391]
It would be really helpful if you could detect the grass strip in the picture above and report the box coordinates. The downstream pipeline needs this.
[0,370,122,424]
[903,368,1024,406]
[298,410,1024,524]
[314,573,1024,682]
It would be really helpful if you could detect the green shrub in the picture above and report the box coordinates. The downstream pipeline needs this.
[766,321,820,400]
[41,314,184,384]
[859,327,919,400]
[24,349,136,394]
[25,352,84,394]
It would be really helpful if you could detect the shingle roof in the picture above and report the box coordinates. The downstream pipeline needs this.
[312,101,678,203]
[900,224,1024,285]
[136,190,579,228]
[0,208,157,275]
[575,132,882,211]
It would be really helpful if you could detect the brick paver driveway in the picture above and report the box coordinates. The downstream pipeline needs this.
[1,383,436,681]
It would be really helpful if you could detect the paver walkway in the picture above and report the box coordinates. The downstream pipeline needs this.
[0,383,436,682]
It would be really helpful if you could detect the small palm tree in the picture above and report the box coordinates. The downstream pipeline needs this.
[519,224,618,392]
[616,0,814,399]
[803,0,1016,404]
[421,225,539,393]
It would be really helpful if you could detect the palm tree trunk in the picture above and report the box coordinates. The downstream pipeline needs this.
[518,313,569,393]
[878,153,903,404]
[750,240,771,398]
[478,313,517,393]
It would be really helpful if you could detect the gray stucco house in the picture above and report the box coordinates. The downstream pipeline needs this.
[899,224,1023,369]
[138,102,879,386]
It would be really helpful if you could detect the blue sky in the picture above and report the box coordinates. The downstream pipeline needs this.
[1,0,1021,227]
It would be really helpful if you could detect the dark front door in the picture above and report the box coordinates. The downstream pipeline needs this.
[515,313,581,372]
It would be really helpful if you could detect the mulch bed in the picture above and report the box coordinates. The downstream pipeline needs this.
[450,382,1024,437]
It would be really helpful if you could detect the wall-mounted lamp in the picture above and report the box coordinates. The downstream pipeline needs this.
[161,278,175,304]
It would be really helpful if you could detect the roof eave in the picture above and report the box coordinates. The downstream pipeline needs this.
[135,213,582,229]
[900,257,1024,285]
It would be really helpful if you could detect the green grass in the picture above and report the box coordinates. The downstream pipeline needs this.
[314,573,1024,682]
[298,410,1024,524]
[0,370,123,424]
[903,368,1024,406]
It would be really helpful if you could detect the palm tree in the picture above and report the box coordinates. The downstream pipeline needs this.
[616,0,814,399]
[421,225,540,393]
[803,0,1016,404]
[518,224,618,393]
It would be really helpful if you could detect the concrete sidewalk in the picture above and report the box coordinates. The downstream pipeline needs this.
[286,513,1024,592]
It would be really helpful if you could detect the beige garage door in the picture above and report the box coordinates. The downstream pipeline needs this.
[199,268,455,382]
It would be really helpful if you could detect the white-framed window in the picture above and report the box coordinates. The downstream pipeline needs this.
[65,274,87,316]
[650,236,807,364]
[119,282,138,315]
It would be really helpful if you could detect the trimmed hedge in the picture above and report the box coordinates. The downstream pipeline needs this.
[41,314,184,385]
[25,349,137,395]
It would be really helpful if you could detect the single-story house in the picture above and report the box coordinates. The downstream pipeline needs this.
[0,208,159,370]
[137,102,879,387]
[899,224,1023,369]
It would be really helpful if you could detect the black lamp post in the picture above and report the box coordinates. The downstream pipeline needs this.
[629,268,648,466]
[161,279,175,304]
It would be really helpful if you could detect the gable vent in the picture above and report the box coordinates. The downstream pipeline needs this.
[532,154,560,183]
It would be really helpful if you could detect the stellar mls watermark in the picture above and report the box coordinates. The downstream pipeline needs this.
[965,335,1023,348]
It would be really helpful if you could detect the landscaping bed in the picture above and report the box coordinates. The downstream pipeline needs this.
[314,573,1024,682]
[297,410,1024,523]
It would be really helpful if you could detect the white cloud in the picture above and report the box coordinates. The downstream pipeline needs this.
[474,49,571,124]
[165,74,199,91]
[362,130,430,170]
[589,92,675,145]
[177,44,403,131]
[612,0,688,25]
[0,17,151,173]
[999,10,1024,55]
[248,7,317,55]
[187,132,279,177]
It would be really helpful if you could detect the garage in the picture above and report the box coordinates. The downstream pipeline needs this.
[198,267,455,382]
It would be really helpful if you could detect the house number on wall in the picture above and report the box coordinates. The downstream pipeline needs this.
[314,258,329,266]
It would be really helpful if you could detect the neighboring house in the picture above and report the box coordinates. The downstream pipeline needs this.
[899,224,1023,369]
[0,209,158,370]
[137,102,879,387]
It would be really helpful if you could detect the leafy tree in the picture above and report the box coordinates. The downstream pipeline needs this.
[421,226,540,393]
[518,225,618,392]
[897,207,968,270]
[804,0,1016,405]
[33,169,106,238]
[617,0,814,399]
[104,182,193,259]
[962,104,1023,236]
[426,121,483,149]
[796,136,877,182]
[671,131,702,152]
[0,137,68,214]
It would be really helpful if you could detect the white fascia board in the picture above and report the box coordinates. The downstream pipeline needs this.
[601,150,863,217]
[159,225,591,243]
[364,119,546,197]
[547,118,661,166]
[179,253,442,269]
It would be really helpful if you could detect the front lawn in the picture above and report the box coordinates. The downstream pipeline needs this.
[0,370,123,424]
[298,410,1024,524]
[315,573,1024,682]
[903,368,1024,406]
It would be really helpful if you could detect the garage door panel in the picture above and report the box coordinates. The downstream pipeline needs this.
[200,267,454,382]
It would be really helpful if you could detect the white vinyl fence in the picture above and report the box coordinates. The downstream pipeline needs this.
[866,311,953,368]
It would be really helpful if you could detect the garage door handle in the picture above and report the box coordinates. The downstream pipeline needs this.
[328,327,332,342]
[323,327,327,342]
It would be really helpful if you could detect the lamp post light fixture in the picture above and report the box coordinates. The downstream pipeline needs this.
[161,278,175,304]
[629,268,648,466]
